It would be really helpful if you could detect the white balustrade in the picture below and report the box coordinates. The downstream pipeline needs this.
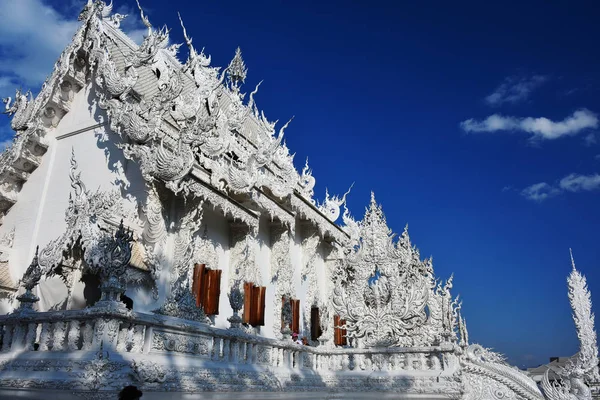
[0,308,456,380]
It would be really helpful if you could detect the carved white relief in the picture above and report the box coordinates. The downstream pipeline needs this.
[332,193,458,348]
[462,344,545,400]
[317,184,353,223]
[541,250,599,400]
[38,149,126,298]
[270,223,293,338]
[153,200,210,322]
[229,224,259,286]
[131,360,167,383]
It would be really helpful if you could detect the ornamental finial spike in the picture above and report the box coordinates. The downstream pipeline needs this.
[135,0,152,32]
[227,47,247,90]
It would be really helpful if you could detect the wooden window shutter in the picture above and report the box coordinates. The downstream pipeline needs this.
[203,269,221,315]
[291,299,300,334]
[243,282,254,324]
[334,315,347,346]
[252,286,266,327]
[242,283,266,327]
[311,307,322,341]
[192,264,206,308]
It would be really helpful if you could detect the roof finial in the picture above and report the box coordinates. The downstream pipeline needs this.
[135,0,152,33]
[227,47,247,91]
[178,12,191,47]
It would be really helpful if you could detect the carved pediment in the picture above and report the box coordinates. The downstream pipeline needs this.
[332,193,451,348]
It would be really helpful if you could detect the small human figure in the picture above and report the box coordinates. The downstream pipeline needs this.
[119,385,143,400]
[291,332,302,345]
[301,336,309,346]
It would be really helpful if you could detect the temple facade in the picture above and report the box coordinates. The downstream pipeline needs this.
[0,2,596,399]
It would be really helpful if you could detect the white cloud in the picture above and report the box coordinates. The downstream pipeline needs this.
[584,133,597,146]
[113,4,149,45]
[0,0,80,95]
[460,109,599,141]
[520,173,600,202]
[521,183,561,202]
[485,75,547,106]
[559,173,600,192]
[0,139,13,152]
[0,0,151,94]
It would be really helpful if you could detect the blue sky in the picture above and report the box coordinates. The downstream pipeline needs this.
[1,0,599,368]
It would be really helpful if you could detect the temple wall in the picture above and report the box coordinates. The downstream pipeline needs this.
[1,85,149,311]
[0,82,333,338]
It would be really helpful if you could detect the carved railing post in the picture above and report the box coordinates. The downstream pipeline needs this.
[15,247,42,313]
[1,326,13,352]
[227,281,244,330]
[88,220,133,310]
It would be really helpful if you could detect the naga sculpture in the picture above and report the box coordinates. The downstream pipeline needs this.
[2,89,34,132]
[541,250,599,400]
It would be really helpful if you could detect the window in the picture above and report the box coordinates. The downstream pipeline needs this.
[81,273,101,307]
[310,307,322,341]
[281,296,300,334]
[191,263,222,315]
[333,315,347,346]
[243,282,266,327]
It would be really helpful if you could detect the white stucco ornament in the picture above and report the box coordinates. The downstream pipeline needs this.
[541,250,599,400]
[0,1,596,398]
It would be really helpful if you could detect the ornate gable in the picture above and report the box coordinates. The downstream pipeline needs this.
[332,193,457,348]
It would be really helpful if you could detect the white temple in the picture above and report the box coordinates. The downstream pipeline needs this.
[0,1,597,399]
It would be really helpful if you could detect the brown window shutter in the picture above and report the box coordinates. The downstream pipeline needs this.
[334,315,347,346]
[311,307,322,341]
[203,269,221,315]
[258,286,266,326]
[251,286,266,327]
[243,282,254,324]
[192,264,206,308]
[250,287,258,326]
[291,299,300,334]
[334,315,341,345]
[281,296,286,330]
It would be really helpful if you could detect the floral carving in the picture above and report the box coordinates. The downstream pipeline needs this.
[131,360,166,383]
[332,193,453,348]
[151,331,210,356]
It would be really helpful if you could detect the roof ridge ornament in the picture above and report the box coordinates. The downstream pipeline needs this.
[319,182,353,223]
[227,47,247,91]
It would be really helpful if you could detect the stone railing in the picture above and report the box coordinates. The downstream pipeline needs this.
[0,307,459,377]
